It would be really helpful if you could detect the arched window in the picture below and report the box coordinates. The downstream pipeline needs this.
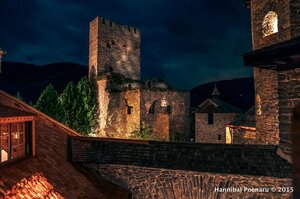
[149,100,157,114]
[262,11,278,37]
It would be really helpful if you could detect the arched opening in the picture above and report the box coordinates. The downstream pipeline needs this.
[262,11,278,37]
[149,100,157,114]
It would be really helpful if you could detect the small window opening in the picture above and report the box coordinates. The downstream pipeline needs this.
[127,106,133,115]
[208,113,213,125]
[107,43,111,48]
[149,100,157,114]
[262,11,278,37]
[218,134,221,140]
[166,105,172,114]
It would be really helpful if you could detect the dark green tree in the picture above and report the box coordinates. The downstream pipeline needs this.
[59,82,78,129]
[35,84,65,122]
[59,77,98,136]
[75,77,98,135]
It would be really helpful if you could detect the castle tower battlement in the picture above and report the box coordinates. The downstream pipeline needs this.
[89,17,141,81]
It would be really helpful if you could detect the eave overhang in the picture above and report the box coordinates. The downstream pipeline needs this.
[0,116,35,123]
[243,37,300,71]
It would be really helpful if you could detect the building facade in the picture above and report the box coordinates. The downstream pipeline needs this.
[89,17,190,140]
[244,0,300,161]
[193,85,242,143]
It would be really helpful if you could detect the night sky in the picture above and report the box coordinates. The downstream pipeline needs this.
[0,0,252,89]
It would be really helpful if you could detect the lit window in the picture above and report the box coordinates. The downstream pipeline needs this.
[161,98,168,107]
[256,95,262,115]
[1,122,27,163]
[262,11,278,37]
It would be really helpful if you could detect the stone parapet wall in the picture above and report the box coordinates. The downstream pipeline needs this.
[86,164,292,199]
[69,137,291,178]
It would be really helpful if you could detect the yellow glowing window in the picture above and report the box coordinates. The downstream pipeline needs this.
[256,95,262,116]
[262,11,278,37]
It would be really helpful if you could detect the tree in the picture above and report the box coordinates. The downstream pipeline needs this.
[35,77,98,136]
[75,77,98,135]
[35,84,65,122]
[59,82,78,129]
[59,77,98,136]
[15,91,23,101]
[129,122,166,141]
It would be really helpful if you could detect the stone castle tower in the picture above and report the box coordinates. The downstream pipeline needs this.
[89,17,140,80]
[89,17,190,140]
[245,0,300,158]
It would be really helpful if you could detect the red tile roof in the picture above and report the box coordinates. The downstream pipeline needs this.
[0,90,129,198]
[0,105,33,117]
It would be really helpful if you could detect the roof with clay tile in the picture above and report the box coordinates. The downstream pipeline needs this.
[0,90,129,199]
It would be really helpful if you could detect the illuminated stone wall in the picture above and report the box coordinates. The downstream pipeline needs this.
[90,17,190,140]
[89,17,141,80]
[195,113,239,143]
[96,81,190,140]
[97,79,141,138]
[253,68,280,145]
[251,0,291,50]
[250,0,300,147]
[88,164,292,199]
[140,89,190,140]
[228,128,257,144]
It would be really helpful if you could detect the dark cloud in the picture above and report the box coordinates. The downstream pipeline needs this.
[0,0,252,89]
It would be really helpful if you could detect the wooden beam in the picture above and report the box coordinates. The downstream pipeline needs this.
[0,116,35,123]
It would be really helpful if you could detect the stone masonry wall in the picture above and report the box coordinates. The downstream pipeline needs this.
[291,0,300,38]
[278,68,300,154]
[96,81,190,140]
[89,18,99,80]
[254,68,280,145]
[251,0,291,50]
[69,137,291,177]
[228,127,257,145]
[69,138,292,198]
[140,89,190,140]
[195,113,238,144]
[86,164,292,199]
[89,17,141,80]
[250,0,300,148]
[97,79,141,138]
